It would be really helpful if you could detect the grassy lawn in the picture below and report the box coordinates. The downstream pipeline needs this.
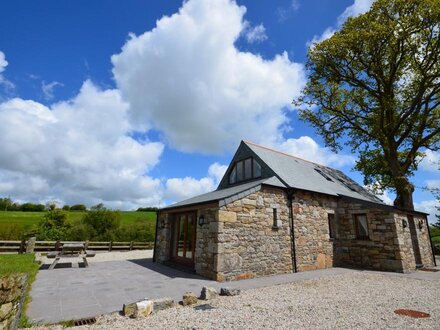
[0,253,40,327]
[0,210,155,227]
[0,210,156,240]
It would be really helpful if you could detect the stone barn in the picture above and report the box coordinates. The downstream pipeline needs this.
[153,141,436,281]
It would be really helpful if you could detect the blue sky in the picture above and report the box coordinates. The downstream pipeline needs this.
[0,0,438,219]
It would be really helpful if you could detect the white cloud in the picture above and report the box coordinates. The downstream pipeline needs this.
[306,27,336,48]
[0,51,14,91]
[0,80,164,209]
[337,0,375,25]
[307,0,374,46]
[419,150,440,172]
[414,199,439,224]
[277,0,300,22]
[0,51,7,73]
[42,81,63,100]
[165,162,227,202]
[272,136,356,167]
[112,0,305,154]
[244,24,268,44]
[426,180,440,191]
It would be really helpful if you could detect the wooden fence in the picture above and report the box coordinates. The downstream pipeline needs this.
[0,240,154,253]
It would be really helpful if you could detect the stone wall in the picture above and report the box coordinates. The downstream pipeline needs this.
[155,212,171,263]
[394,212,435,272]
[194,207,218,279]
[333,200,434,272]
[334,201,402,271]
[291,191,337,272]
[216,186,293,281]
[0,274,27,330]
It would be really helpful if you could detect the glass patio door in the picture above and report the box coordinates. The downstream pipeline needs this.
[172,212,196,264]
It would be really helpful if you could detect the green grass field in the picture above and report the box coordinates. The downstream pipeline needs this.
[0,210,156,239]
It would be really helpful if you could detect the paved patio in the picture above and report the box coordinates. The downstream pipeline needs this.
[28,256,440,325]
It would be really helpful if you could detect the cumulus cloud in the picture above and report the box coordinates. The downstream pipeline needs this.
[0,51,14,91]
[165,162,227,202]
[42,81,64,100]
[307,0,374,46]
[272,136,356,167]
[244,23,268,44]
[419,150,440,172]
[112,0,305,154]
[0,81,164,209]
[337,0,375,25]
[0,52,7,73]
[414,199,439,223]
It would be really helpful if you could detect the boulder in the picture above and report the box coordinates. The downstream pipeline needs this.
[123,299,153,318]
[151,297,174,312]
[220,287,240,296]
[200,287,218,300]
[182,292,198,306]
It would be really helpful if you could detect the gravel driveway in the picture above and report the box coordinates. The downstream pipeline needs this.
[35,271,440,330]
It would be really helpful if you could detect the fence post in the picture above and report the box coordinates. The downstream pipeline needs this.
[85,240,89,249]
[55,240,61,251]
[109,241,112,252]
[26,237,36,253]
[19,239,26,254]
[129,241,133,251]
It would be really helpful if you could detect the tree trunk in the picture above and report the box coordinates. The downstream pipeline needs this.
[393,176,415,210]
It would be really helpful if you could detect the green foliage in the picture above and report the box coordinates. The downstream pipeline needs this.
[0,254,40,328]
[34,209,71,240]
[81,204,121,240]
[137,207,158,212]
[295,0,440,210]
[0,210,156,241]
[0,197,12,211]
[70,204,87,211]
[62,205,70,211]
[430,226,440,238]
[19,203,46,212]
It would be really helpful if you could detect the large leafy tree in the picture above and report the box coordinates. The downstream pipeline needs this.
[296,0,440,210]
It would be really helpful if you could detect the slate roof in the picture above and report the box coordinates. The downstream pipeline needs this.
[161,177,285,210]
[244,141,383,204]
[162,140,385,210]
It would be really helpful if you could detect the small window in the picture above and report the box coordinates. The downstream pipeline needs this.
[328,213,336,239]
[253,160,261,177]
[354,214,369,240]
[229,166,236,184]
[236,161,243,181]
[272,208,278,228]
[244,158,252,180]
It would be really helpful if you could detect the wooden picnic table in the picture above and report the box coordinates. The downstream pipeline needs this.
[48,243,95,270]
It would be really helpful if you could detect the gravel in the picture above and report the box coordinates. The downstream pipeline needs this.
[32,271,440,330]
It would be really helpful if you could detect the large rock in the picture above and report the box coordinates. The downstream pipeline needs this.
[151,297,174,312]
[220,287,241,296]
[123,299,152,318]
[182,292,198,306]
[200,287,218,300]
[0,302,13,319]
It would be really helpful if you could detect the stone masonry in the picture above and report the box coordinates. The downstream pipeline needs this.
[0,274,27,330]
[216,186,293,281]
[155,185,435,281]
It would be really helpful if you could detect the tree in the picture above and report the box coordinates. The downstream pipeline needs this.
[34,209,71,240]
[295,0,440,210]
[0,197,12,211]
[82,204,121,239]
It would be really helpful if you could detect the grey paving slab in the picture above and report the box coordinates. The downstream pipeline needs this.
[27,258,440,325]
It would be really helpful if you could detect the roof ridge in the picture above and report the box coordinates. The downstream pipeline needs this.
[242,140,326,167]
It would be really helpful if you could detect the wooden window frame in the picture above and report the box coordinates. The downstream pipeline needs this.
[354,213,369,240]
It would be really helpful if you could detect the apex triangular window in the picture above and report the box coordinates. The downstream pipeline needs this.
[229,157,262,184]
